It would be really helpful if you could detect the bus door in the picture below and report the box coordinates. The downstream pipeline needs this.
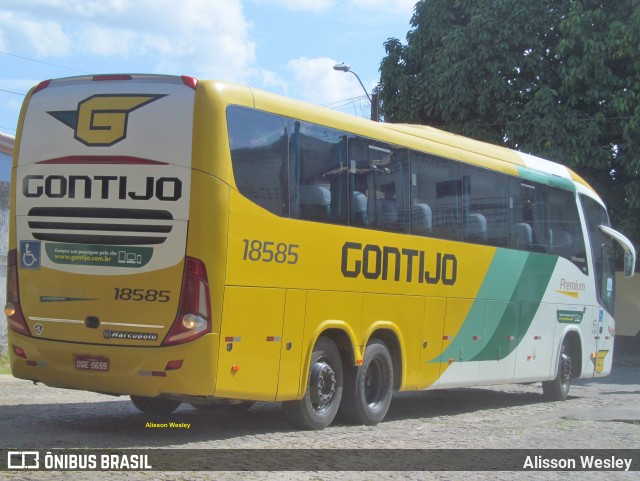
[581,235,617,378]
[591,237,616,377]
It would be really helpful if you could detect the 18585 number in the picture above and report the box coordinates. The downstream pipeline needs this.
[114,288,170,302]
[242,239,299,264]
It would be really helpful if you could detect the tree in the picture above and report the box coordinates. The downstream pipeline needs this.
[380,0,640,252]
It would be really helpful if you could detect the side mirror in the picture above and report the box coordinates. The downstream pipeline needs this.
[624,251,635,278]
[599,225,636,278]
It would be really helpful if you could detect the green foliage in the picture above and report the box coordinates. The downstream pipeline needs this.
[380,0,640,251]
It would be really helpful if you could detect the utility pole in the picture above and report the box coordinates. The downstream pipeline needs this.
[370,86,379,122]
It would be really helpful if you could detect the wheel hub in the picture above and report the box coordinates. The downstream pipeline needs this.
[310,360,336,408]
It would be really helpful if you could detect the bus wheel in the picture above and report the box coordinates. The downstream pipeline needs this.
[130,395,181,415]
[285,337,343,430]
[340,339,393,425]
[542,339,572,401]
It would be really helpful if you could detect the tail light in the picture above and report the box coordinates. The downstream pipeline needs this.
[32,79,51,94]
[181,75,198,90]
[162,257,211,346]
[4,249,31,336]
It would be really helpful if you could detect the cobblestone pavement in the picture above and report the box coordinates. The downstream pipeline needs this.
[0,360,638,481]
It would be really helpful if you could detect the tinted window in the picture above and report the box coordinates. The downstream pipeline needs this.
[349,138,410,232]
[548,188,587,273]
[509,179,549,252]
[228,106,288,216]
[290,120,347,224]
[463,165,508,247]
[509,178,587,269]
[581,195,614,311]
[227,106,589,266]
[411,151,463,240]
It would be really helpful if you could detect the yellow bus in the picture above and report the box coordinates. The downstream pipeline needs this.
[6,74,636,429]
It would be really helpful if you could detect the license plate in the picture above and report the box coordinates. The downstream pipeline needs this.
[75,355,110,372]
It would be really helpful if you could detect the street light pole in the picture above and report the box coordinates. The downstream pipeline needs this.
[333,62,379,121]
[333,62,372,103]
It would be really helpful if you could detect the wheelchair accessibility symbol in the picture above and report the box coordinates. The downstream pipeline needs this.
[20,240,42,269]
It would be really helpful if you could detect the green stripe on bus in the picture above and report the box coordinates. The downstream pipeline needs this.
[517,166,576,191]
[433,249,528,363]
[432,250,558,364]
[471,252,558,361]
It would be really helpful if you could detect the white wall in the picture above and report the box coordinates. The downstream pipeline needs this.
[615,273,640,338]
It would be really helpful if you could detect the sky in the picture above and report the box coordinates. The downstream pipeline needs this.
[0,0,418,136]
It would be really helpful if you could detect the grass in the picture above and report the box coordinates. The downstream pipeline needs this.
[0,352,10,374]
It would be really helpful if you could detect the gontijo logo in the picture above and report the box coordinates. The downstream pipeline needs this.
[48,94,165,147]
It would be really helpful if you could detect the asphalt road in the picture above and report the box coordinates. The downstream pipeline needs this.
[0,360,638,480]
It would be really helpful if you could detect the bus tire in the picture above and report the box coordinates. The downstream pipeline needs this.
[340,339,393,425]
[284,336,343,430]
[130,395,181,415]
[542,339,572,401]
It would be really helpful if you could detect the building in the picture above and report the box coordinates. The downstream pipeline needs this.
[1,131,12,255]
[615,273,640,354]
[0,131,11,355]
[0,132,12,182]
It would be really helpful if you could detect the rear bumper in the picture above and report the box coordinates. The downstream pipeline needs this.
[8,331,219,397]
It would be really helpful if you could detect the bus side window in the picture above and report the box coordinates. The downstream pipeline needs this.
[348,137,371,227]
[548,188,588,273]
[227,106,289,217]
[348,138,409,233]
[510,179,546,252]
[290,121,347,225]
[411,151,462,241]
[463,165,508,247]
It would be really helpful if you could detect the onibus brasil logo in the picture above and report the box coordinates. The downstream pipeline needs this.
[48,94,165,147]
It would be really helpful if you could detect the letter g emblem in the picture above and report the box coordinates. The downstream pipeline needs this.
[48,94,166,147]
[75,94,165,146]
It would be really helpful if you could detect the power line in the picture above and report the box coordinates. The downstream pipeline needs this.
[322,95,368,109]
[0,50,89,74]
[0,50,90,98]
[0,88,24,96]
[323,95,370,119]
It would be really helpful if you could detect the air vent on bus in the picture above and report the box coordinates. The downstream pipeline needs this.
[27,207,173,246]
